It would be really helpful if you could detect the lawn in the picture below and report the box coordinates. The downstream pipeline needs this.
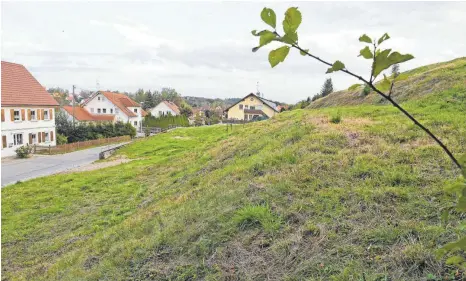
[2,88,466,280]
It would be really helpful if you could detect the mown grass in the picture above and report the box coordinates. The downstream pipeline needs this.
[2,83,466,280]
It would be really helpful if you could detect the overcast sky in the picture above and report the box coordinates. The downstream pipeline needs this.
[2,1,465,103]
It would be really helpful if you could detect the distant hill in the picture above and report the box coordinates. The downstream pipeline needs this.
[184,96,241,109]
[310,57,466,108]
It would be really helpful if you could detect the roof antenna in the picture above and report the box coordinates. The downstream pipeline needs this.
[96,79,100,91]
[256,81,261,98]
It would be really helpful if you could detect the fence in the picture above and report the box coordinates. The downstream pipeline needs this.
[142,124,181,136]
[35,135,131,154]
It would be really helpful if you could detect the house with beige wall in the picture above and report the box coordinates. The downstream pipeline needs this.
[225,93,279,121]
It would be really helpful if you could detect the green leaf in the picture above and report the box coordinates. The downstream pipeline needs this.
[283,7,302,35]
[358,46,373,59]
[378,33,390,45]
[373,49,414,78]
[251,30,269,36]
[259,31,276,47]
[268,46,290,68]
[326,60,345,74]
[281,31,298,44]
[300,49,309,56]
[359,34,372,44]
[261,8,276,29]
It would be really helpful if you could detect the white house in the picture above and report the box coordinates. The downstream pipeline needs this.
[148,101,180,117]
[1,61,59,158]
[69,91,146,131]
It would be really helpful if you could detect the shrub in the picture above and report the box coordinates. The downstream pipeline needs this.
[233,204,282,234]
[15,145,33,158]
[362,84,371,96]
[56,133,68,145]
[330,112,342,124]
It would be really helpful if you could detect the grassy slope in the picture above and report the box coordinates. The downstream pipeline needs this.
[309,57,466,108]
[2,62,466,281]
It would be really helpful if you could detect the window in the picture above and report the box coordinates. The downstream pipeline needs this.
[133,121,137,126]
[134,108,138,113]
[110,109,113,114]
[13,133,23,145]
[44,110,49,120]
[250,97,254,101]
[115,108,119,114]
[250,106,255,110]
[31,110,36,120]
[14,110,20,121]
[31,134,37,144]
[245,105,249,109]
[90,108,94,113]
[159,111,163,116]
[239,104,243,110]
[45,132,50,142]
[257,105,263,110]
[98,97,101,101]
[97,108,101,114]
[103,109,107,113]
[244,114,248,120]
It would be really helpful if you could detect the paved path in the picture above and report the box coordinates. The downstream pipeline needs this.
[1,142,130,187]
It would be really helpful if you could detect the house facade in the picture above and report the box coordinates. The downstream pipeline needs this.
[148,101,180,117]
[1,61,59,157]
[70,91,146,131]
[225,93,279,121]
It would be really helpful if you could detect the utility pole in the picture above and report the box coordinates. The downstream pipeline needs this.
[72,85,76,128]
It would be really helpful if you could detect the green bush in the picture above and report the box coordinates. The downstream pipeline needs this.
[15,145,33,158]
[330,112,342,124]
[362,84,371,96]
[348,83,361,91]
[56,133,68,145]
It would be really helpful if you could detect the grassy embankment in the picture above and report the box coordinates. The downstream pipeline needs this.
[2,58,466,280]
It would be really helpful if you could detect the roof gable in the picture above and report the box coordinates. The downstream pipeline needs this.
[1,61,59,106]
[99,91,140,117]
[225,93,279,113]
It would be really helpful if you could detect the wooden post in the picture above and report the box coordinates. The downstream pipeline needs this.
[49,145,51,155]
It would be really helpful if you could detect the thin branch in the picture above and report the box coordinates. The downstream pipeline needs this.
[388,80,395,97]
[370,42,377,83]
[286,40,461,170]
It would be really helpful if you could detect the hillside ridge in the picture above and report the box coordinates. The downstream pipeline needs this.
[309,57,466,108]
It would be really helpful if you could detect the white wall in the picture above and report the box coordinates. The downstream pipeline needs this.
[1,106,56,157]
[149,102,177,118]
[84,93,128,121]
[84,93,143,131]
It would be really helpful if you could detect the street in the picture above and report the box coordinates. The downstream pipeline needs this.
[1,143,129,187]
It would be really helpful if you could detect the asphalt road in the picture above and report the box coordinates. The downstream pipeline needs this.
[1,142,129,187]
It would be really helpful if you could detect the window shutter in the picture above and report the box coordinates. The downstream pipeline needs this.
[2,136,6,148]
[42,132,46,141]
[21,109,26,121]
[10,109,14,121]
[1,109,4,122]
[50,131,54,142]
[38,132,42,143]
[41,109,44,120]
[27,109,31,121]
[29,133,33,144]
[49,109,53,120]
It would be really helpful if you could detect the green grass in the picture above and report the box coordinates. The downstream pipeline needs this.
[2,62,466,280]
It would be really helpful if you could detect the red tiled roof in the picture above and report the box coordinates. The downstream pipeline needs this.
[100,91,140,117]
[162,101,181,114]
[62,106,115,122]
[1,61,59,106]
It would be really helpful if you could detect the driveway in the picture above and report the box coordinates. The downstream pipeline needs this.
[1,142,130,187]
